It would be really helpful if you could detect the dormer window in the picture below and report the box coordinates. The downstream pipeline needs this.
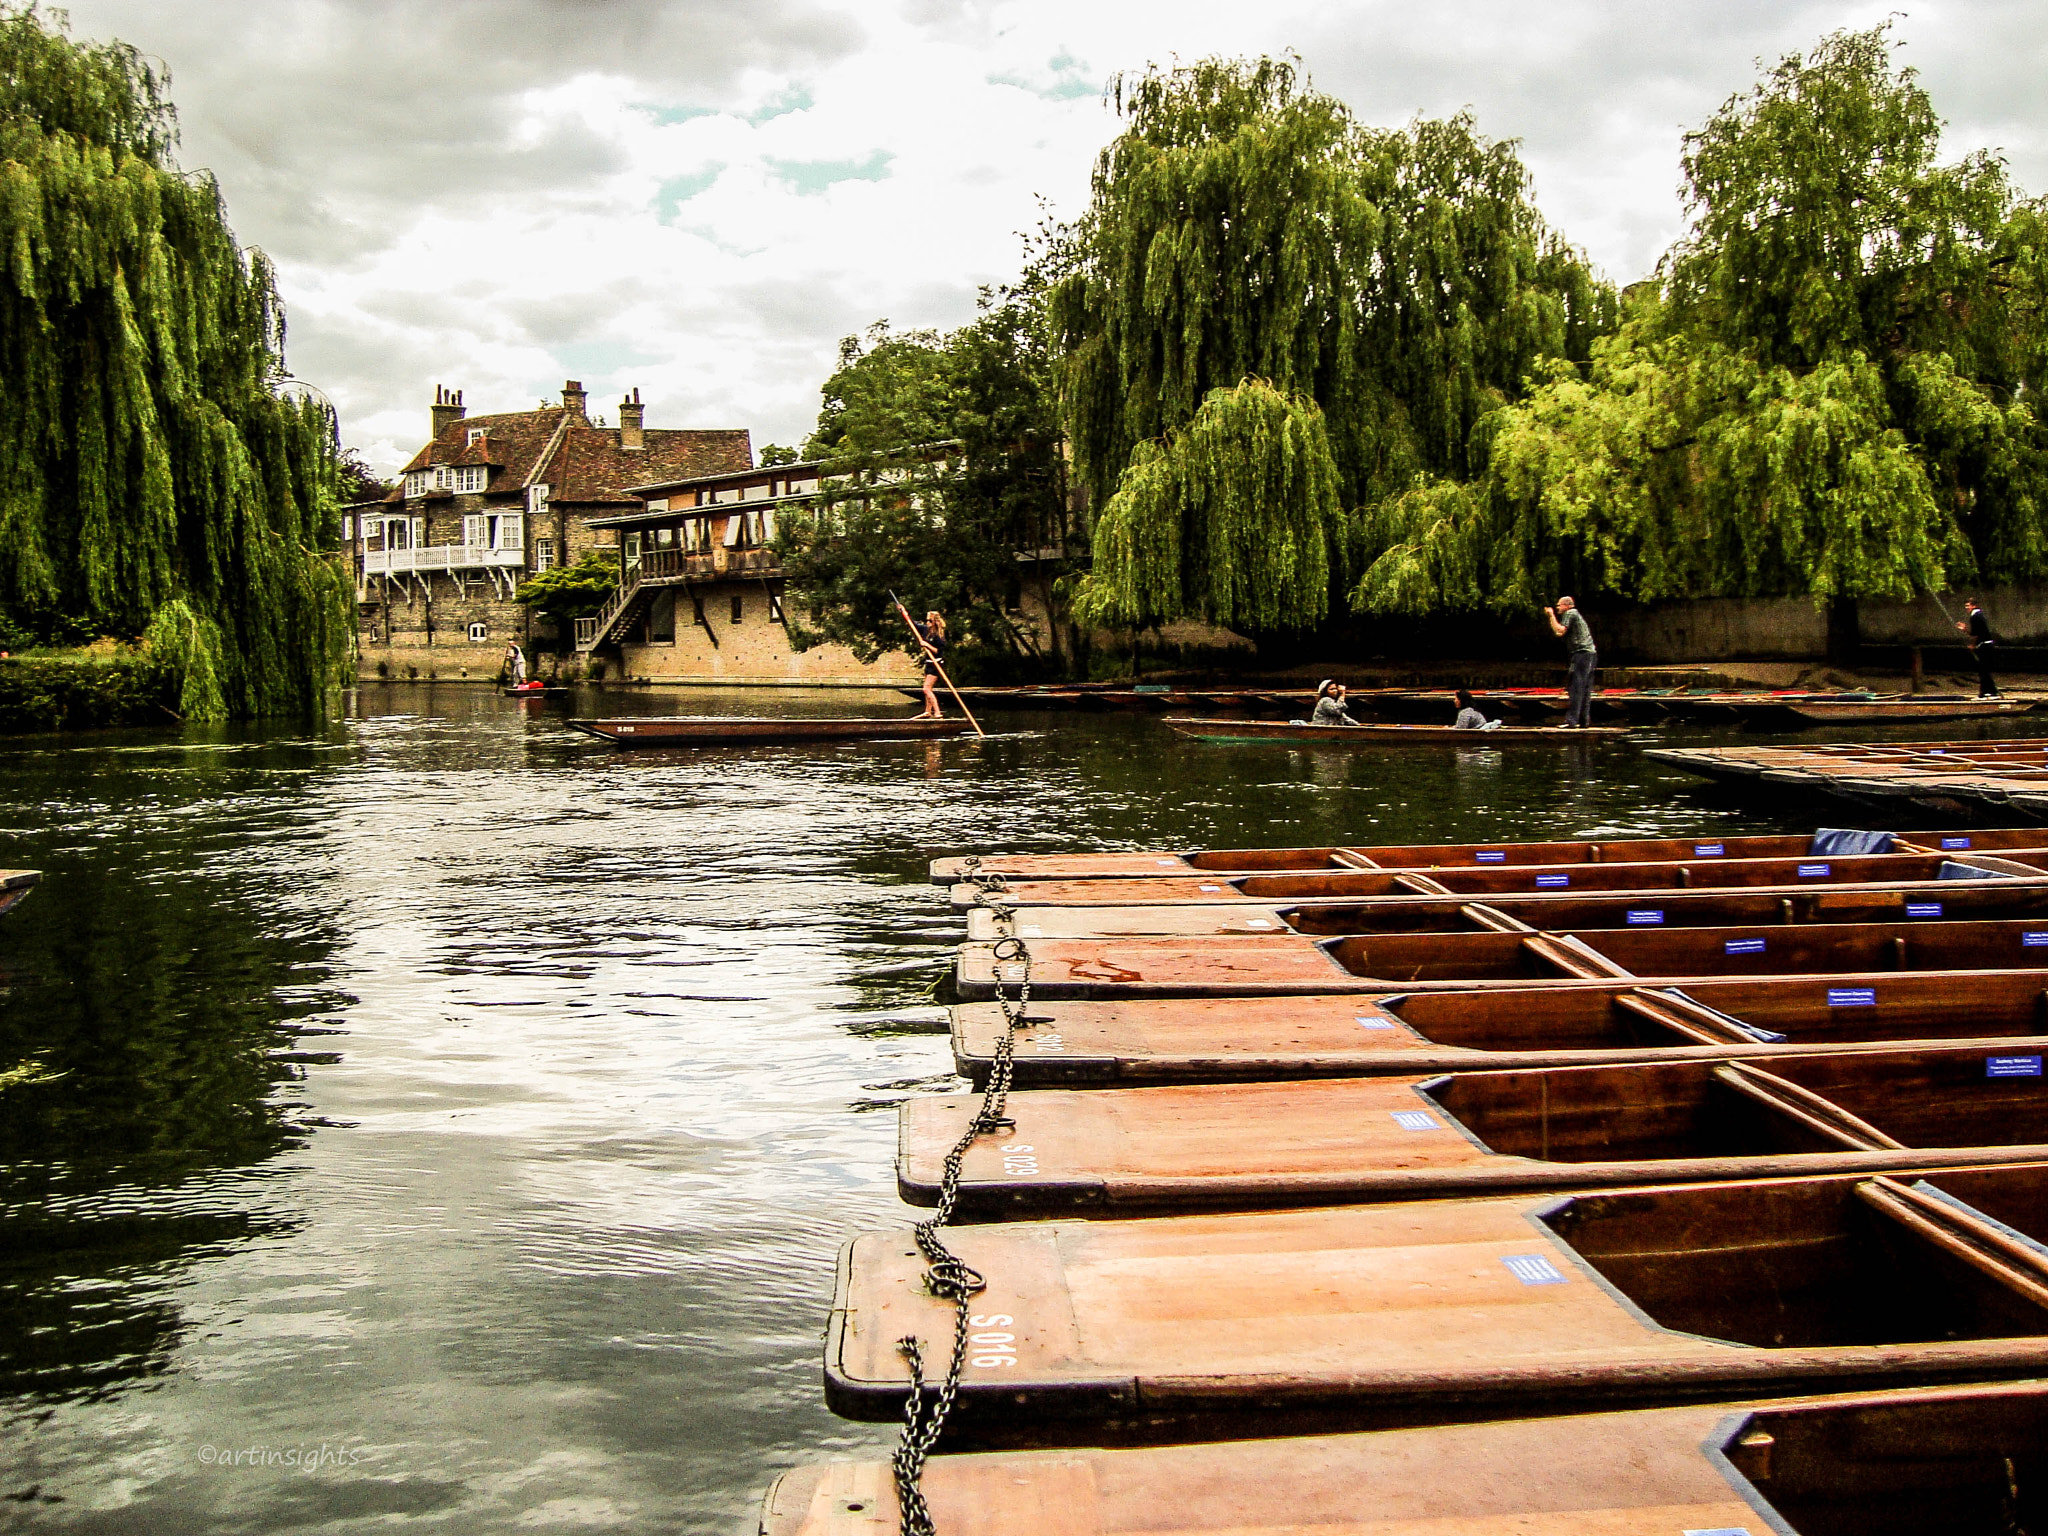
[453,466,486,494]
[466,428,488,446]
[404,469,430,498]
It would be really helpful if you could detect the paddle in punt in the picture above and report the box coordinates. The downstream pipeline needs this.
[931,823,2045,885]
[950,970,2048,1087]
[0,869,39,920]
[827,1161,2048,1447]
[902,1043,2048,1218]
[1163,716,1630,744]
[565,715,974,747]
[956,915,2048,999]
[961,866,2048,940]
[767,1380,2048,1536]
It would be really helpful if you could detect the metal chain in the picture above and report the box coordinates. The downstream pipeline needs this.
[890,933,1032,1536]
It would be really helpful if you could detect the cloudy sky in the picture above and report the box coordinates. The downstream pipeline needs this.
[55,0,2048,471]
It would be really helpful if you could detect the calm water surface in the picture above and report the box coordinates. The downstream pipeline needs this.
[0,685,1936,1531]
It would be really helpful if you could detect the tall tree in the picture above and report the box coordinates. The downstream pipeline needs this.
[1355,27,2048,619]
[775,303,1080,668]
[0,6,352,718]
[1054,57,1612,632]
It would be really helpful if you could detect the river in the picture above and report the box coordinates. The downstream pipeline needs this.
[0,684,1885,1531]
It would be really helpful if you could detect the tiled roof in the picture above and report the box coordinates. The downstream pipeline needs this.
[398,406,751,503]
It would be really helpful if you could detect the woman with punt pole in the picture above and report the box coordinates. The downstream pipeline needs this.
[913,611,948,718]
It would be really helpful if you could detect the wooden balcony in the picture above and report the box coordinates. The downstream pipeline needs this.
[363,543,524,576]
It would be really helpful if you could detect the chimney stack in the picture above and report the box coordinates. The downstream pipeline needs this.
[618,387,644,450]
[561,379,588,419]
[430,385,465,439]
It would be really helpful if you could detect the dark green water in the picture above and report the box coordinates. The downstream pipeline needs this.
[0,685,1964,1531]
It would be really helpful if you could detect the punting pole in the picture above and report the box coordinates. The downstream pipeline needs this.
[890,590,985,738]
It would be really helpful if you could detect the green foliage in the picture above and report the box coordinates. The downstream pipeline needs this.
[515,550,618,642]
[1074,379,1340,631]
[143,596,224,720]
[756,442,800,467]
[1053,56,1612,631]
[0,6,352,718]
[1353,26,2048,618]
[0,648,176,730]
[777,301,1079,665]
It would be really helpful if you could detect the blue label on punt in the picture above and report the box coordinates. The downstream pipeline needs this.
[1694,842,1725,855]
[1828,987,1877,1007]
[1725,937,1767,955]
[2025,933,2048,947]
[1797,863,1830,877]
[1475,851,1506,862]
[1502,1254,1567,1286]
[1391,1110,1440,1130]
[1989,1056,2044,1078]
[1535,873,1569,888]
[1356,1014,1395,1030]
[1943,836,1972,849]
[1626,909,1665,925]
[1906,902,1943,917]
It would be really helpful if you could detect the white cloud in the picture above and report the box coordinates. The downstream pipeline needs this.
[55,0,2048,470]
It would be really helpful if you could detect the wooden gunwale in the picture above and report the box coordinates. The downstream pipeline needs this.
[566,715,974,746]
[0,869,41,920]
[899,1044,2048,1219]
[964,877,2048,940]
[952,845,2048,908]
[929,824,2048,884]
[954,916,2048,999]
[948,970,2048,1086]
[764,1380,2048,1536]
[825,1163,2048,1447]
[1162,716,1631,743]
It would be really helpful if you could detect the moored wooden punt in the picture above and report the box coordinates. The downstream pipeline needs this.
[957,915,2048,998]
[951,844,2048,907]
[961,876,2048,940]
[764,1381,2048,1536]
[929,824,2045,884]
[1650,738,2048,821]
[0,869,39,919]
[950,971,2048,1086]
[826,1162,2048,1445]
[1163,716,1630,744]
[901,1044,2048,1218]
[1781,697,2036,723]
[566,714,974,746]
[501,683,569,697]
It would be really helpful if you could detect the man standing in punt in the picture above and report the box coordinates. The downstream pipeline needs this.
[1958,600,2001,699]
[1545,596,1597,727]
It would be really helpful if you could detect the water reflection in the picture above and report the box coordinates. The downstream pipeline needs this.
[0,686,1885,1531]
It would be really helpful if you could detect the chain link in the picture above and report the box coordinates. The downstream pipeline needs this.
[889,933,1032,1536]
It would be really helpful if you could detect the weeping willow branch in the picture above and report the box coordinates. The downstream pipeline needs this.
[0,6,351,720]
[1075,379,1341,632]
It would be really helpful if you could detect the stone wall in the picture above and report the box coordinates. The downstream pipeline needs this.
[358,572,535,681]
[1595,585,2048,663]
[615,579,916,685]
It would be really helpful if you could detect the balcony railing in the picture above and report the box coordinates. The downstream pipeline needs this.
[364,544,525,576]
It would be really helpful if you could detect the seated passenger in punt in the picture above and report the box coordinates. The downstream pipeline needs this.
[1453,689,1499,730]
[1311,680,1358,726]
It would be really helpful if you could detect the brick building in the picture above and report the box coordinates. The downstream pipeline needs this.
[355,382,750,679]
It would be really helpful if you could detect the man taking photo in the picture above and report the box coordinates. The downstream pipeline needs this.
[1545,596,1598,727]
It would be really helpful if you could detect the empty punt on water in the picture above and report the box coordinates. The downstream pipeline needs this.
[962,878,2048,940]
[764,1380,2048,1536]
[954,847,2048,909]
[1161,716,1631,744]
[900,1044,2048,1218]
[949,971,2048,1086]
[827,1162,2048,1447]
[929,825,2048,884]
[954,916,2048,998]
[566,715,974,747]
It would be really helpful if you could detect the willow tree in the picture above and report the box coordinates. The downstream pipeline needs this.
[1354,27,2048,625]
[1055,56,1612,631]
[0,7,352,718]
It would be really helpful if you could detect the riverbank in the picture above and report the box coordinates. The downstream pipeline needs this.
[0,649,175,731]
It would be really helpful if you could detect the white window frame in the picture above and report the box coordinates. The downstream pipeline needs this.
[495,513,523,551]
[467,622,488,643]
[404,470,429,499]
[722,513,743,548]
[452,465,486,494]
[462,514,487,549]
[534,537,555,572]
[526,483,550,515]
[467,428,488,446]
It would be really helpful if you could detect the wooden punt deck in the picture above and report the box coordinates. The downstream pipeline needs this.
[930,824,2044,884]
[952,843,2048,907]
[1650,738,2048,821]
[766,1381,2048,1536]
[566,714,973,746]
[901,1044,2048,1218]
[954,916,2048,998]
[0,869,40,919]
[1163,716,1630,744]
[962,877,2048,940]
[950,971,2048,1086]
[826,1162,2048,1446]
